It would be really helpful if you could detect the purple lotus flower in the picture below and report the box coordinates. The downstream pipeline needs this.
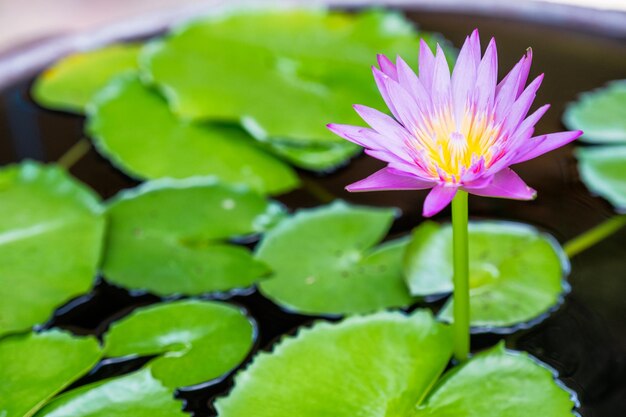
[328,30,582,217]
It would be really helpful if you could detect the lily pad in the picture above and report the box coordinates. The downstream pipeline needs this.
[141,10,452,146]
[404,221,567,329]
[104,300,256,388]
[566,81,626,210]
[265,139,361,171]
[0,330,102,417]
[35,368,186,417]
[414,343,575,417]
[0,162,104,337]
[87,74,299,195]
[576,146,626,210]
[215,311,576,417]
[32,43,140,113]
[103,178,281,296]
[257,201,414,315]
[563,80,626,144]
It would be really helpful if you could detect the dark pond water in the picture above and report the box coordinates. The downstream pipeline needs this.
[1,8,625,417]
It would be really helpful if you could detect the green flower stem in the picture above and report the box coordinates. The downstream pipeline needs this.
[58,138,92,170]
[300,176,335,203]
[564,214,626,258]
[451,190,470,362]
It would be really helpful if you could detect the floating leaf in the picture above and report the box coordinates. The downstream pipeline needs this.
[257,202,414,315]
[404,221,567,329]
[103,178,281,296]
[35,368,186,417]
[216,311,452,416]
[265,139,360,171]
[104,300,255,388]
[0,330,102,417]
[0,162,104,337]
[215,311,575,417]
[563,80,626,144]
[566,81,626,210]
[87,74,299,195]
[32,44,140,113]
[141,10,453,149]
[414,343,575,417]
[576,146,626,210]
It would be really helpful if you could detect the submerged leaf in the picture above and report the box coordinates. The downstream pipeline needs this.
[32,43,140,113]
[103,178,283,296]
[35,368,186,417]
[0,330,102,417]
[0,162,104,337]
[257,201,414,315]
[404,221,567,329]
[87,74,299,195]
[563,80,626,144]
[215,311,575,417]
[104,300,255,388]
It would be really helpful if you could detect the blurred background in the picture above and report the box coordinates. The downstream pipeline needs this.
[1,0,625,55]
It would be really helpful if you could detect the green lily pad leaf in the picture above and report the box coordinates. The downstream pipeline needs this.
[103,300,255,388]
[415,343,575,417]
[576,146,626,210]
[141,10,453,146]
[216,311,453,417]
[404,221,567,329]
[103,178,282,296]
[0,330,102,417]
[214,311,575,417]
[265,139,360,171]
[87,74,299,195]
[0,162,104,337]
[563,80,626,144]
[32,44,140,113]
[256,201,414,315]
[35,368,186,417]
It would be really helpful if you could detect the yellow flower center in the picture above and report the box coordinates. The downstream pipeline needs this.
[407,107,503,182]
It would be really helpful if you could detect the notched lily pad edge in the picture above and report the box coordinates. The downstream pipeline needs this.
[33,367,187,417]
[472,221,571,334]
[214,310,437,407]
[213,311,580,416]
[85,73,302,196]
[490,343,581,415]
[100,176,286,297]
[138,39,359,174]
[405,219,572,334]
[446,342,582,415]
[260,238,418,320]
[97,300,260,391]
[255,200,411,318]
